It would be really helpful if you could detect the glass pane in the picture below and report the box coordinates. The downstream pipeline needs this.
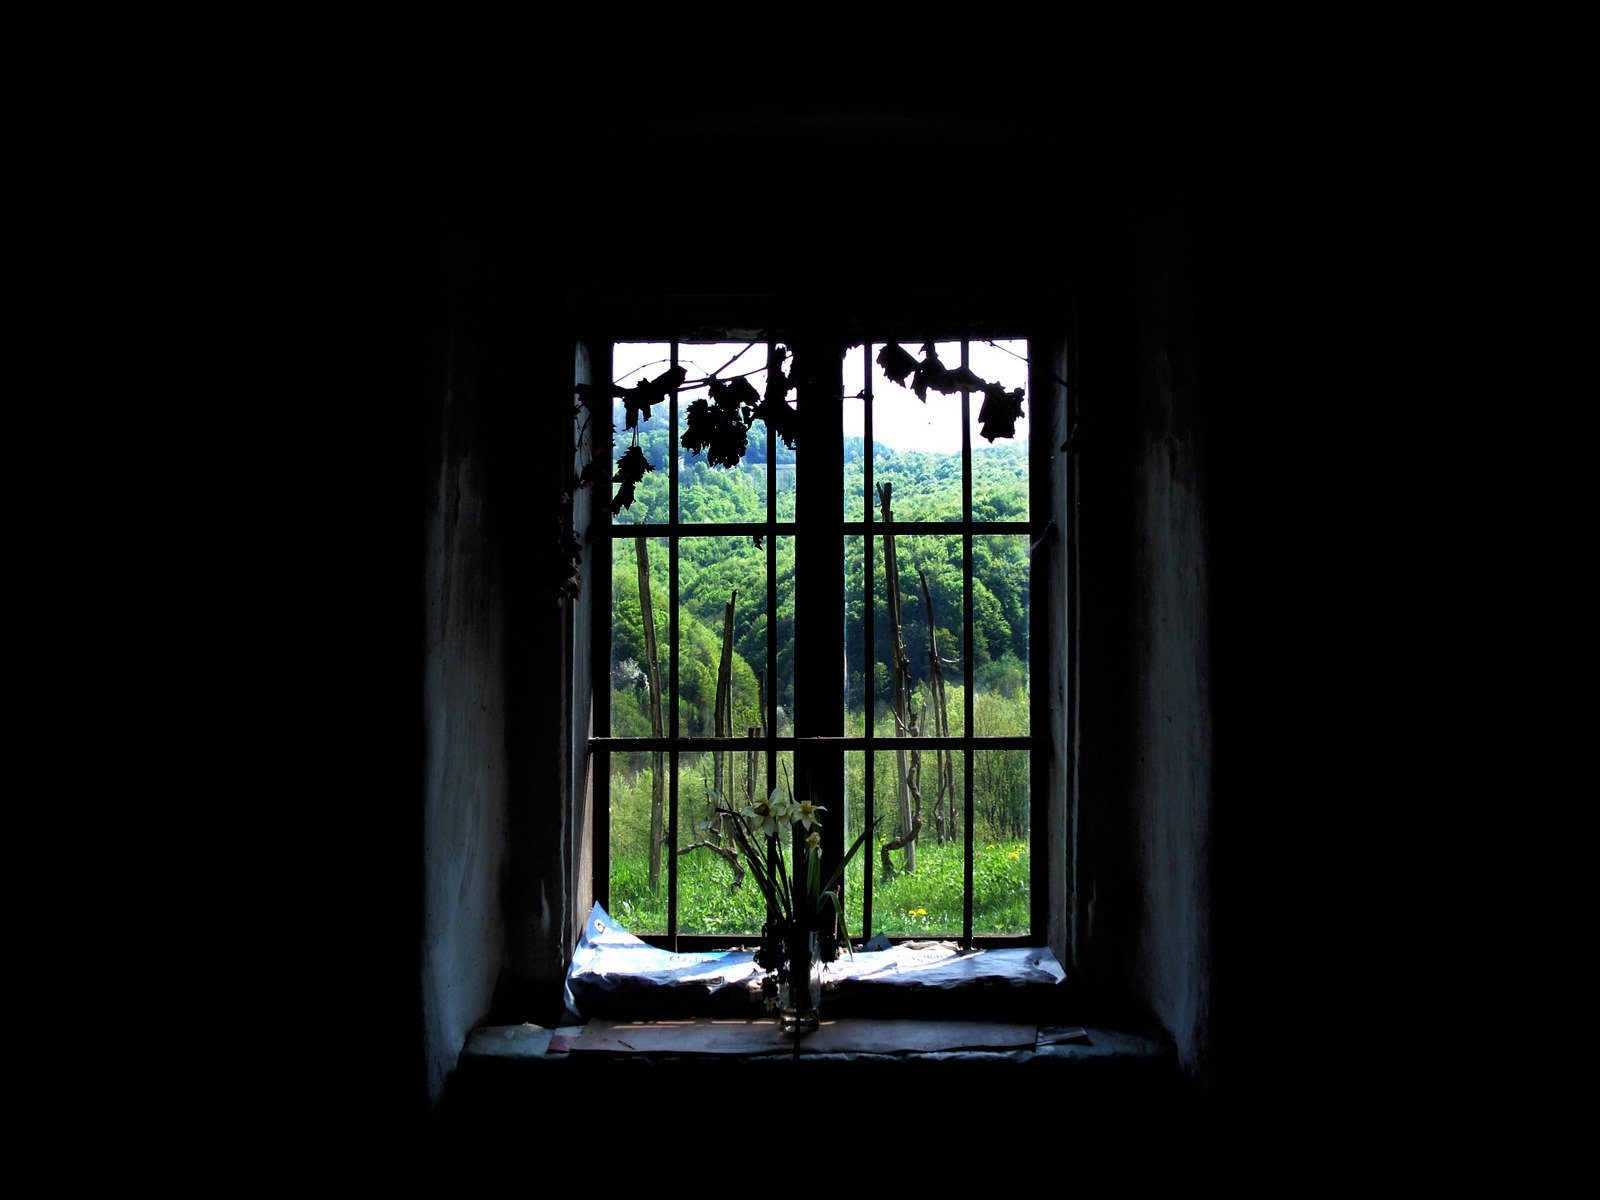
[844,534,868,734]
[608,747,667,936]
[972,534,1029,735]
[675,535,767,737]
[871,747,965,937]
[775,535,795,737]
[677,746,794,936]
[973,749,1030,935]
[677,341,768,524]
[968,338,1030,522]
[610,343,672,525]
[874,532,967,739]
[844,345,869,522]
[870,340,964,524]
[843,749,871,942]
[610,535,669,738]
[775,365,797,521]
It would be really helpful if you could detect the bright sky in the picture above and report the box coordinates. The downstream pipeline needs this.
[612,339,1030,454]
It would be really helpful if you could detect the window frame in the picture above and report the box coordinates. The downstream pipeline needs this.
[578,320,1063,957]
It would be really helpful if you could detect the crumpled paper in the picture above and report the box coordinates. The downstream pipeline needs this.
[563,902,1067,1023]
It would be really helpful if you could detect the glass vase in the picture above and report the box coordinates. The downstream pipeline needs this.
[779,927,821,1036]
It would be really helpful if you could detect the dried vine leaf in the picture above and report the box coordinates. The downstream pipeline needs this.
[574,382,627,408]
[576,450,612,491]
[622,365,687,430]
[876,342,919,387]
[909,346,951,401]
[946,365,988,393]
[722,376,763,424]
[755,346,798,449]
[683,381,751,469]
[610,444,655,512]
[554,517,583,603]
[978,385,1025,442]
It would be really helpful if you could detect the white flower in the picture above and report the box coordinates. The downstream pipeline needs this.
[795,799,826,830]
[805,830,821,852]
[767,788,795,826]
[745,796,778,838]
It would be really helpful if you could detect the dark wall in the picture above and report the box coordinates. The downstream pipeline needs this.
[409,102,1311,1116]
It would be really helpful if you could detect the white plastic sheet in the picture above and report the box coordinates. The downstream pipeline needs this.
[563,902,1066,1022]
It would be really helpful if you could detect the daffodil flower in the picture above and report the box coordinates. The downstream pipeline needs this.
[767,788,795,826]
[805,830,821,852]
[746,796,778,838]
[795,798,826,830]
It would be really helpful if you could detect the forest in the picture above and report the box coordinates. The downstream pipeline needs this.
[604,384,1033,941]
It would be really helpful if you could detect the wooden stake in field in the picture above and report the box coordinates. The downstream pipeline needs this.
[878,482,921,880]
[636,535,666,893]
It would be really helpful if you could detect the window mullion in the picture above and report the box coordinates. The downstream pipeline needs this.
[792,330,846,898]
[592,341,614,916]
[861,342,875,942]
[667,341,680,948]
[961,338,975,947]
[766,340,778,798]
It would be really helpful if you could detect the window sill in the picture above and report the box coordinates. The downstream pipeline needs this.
[437,902,1189,1128]
[441,1017,1184,1129]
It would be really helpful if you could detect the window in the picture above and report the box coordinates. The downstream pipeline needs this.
[586,329,1052,952]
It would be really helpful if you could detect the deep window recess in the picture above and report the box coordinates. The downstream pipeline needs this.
[589,335,1046,951]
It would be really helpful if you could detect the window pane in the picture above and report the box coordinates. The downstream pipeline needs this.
[871,747,965,938]
[608,747,666,935]
[675,535,768,738]
[676,341,768,525]
[844,380,870,521]
[611,343,672,525]
[844,533,867,732]
[875,532,967,738]
[973,750,1030,934]
[870,341,964,524]
[973,534,1029,735]
[601,330,1038,952]
[775,386,797,521]
[677,747,793,936]
[968,338,1030,522]
[775,535,795,737]
[610,534,669,738]
[843,748,871,940]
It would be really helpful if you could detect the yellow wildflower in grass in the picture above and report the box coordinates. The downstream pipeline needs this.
[1009,851,1019,863]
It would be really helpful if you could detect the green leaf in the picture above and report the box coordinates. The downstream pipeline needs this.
[822,815,881,895]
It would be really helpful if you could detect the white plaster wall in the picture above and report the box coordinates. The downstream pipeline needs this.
[1124,205,1213,1083]
[422,351,510,1108]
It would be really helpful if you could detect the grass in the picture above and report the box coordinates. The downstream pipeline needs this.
[608,836,1030,939]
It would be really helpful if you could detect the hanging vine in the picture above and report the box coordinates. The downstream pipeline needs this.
[556,339,1031,601]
